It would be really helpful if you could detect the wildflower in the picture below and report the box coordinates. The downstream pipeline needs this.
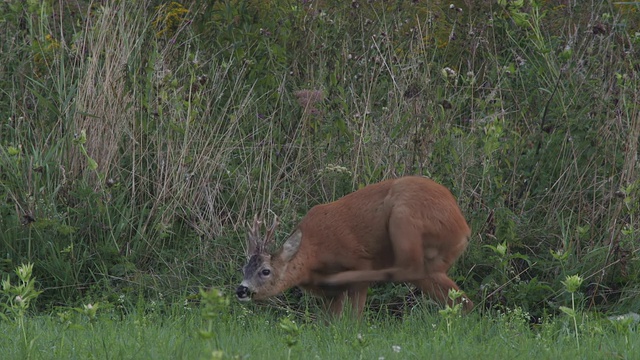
[2,278,10,291]
[294,89,324,116]
[82,303,98,320]
[562,275,583,293]
[392,345,401,353]
[441,67,457,78]
[153,2,190,38]
[16,263,34,281]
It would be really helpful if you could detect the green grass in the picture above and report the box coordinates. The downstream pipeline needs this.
[0,304,638,360]
[1,0,640,354]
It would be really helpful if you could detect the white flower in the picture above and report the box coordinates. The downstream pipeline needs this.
[442,67,457,78]
[392,345,401,353]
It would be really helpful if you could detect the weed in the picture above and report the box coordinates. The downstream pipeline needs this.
[352,332,368,360]
[198,287,230,341]
[0,263,42,355]
[559,274,584,349]
[279,317,301,360]
[438,289,467,342]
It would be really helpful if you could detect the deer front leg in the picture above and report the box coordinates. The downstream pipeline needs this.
[347,283,369,318]
[321,292,346,318]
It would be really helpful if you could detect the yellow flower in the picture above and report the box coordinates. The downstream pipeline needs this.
[153,2,190,38]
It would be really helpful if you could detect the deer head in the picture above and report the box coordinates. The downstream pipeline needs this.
[236,215,302,302]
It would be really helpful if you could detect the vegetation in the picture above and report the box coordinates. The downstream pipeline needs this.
[1,277,640,359]
[0,0,639,356]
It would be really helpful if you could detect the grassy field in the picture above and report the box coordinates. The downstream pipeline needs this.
[2,264,638,359]
[1,0,640,358]
[1,300,639,360]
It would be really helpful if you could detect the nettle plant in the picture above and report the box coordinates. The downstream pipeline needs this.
[1,263,41,322]
[1,263,42,351]
[560,274,585,349]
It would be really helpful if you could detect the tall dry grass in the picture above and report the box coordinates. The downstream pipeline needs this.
[0,0,638,311]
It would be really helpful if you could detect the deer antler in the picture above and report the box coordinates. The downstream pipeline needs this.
[246,215,262,257]
[246,215,279,258]
[264,216,279,248]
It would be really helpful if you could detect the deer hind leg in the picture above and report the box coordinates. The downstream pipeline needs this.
[412,242,474,313]
[316,215,427,285]
[411,273,473,313]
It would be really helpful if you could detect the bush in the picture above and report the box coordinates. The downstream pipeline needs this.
[0,0,638,316]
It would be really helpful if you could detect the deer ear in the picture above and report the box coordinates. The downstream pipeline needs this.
[279,229,302,262]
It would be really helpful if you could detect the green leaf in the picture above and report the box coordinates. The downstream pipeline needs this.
[197,330,216,339]
[559,306,576,317]
[87,157,98,171]
[7,146,21,156]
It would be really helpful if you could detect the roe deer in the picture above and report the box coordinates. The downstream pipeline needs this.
[235,176,473,317]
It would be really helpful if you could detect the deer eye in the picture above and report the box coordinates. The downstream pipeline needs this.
[261,269,271,276]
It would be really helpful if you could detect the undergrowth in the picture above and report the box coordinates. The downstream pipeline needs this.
[0,0,639,319]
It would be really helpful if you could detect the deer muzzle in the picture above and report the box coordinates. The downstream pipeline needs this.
[235,285,252,301]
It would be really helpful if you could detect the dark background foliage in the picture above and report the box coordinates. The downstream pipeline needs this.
[1,0,639,317]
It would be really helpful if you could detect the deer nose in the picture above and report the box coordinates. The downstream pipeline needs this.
[236,285,251,300]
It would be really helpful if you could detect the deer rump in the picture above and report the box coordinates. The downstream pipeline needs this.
[236,176,474,317]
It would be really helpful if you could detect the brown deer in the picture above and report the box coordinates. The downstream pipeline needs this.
[235,176,474,317]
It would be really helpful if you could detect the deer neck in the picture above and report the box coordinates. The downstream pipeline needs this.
[272,252,311,292]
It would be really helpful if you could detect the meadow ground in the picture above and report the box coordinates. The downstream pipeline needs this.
[1,290,638,360]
